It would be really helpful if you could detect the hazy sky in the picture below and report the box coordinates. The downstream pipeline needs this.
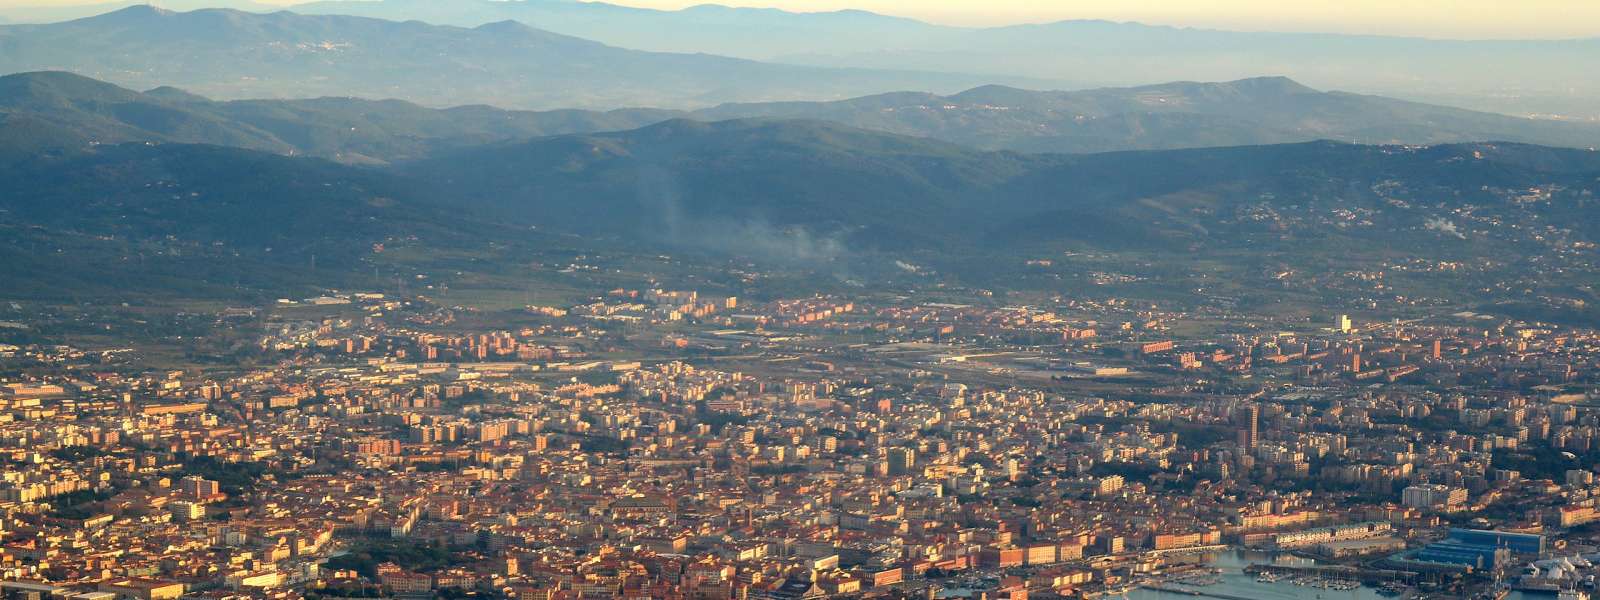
[33,0,1600,38]
[606,0,1600,37]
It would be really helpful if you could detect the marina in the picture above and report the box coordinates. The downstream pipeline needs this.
[1124,550,1400,600]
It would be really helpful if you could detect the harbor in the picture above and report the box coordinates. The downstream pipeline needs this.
[1121,549,1406,600]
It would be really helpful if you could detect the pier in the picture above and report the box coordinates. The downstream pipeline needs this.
[1140,584,1274,600]
[1246,562,1419,584]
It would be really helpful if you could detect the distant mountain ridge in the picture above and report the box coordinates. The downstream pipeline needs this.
[0,0,279,24]
[4,2,1598,115]
[189,0,1600,118]
[0,6,1025,110]
[5,72,1596,164]
[0,71,678,163]
[695,77,1600,153]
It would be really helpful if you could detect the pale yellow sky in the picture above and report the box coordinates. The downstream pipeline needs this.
[26,0,1600,38]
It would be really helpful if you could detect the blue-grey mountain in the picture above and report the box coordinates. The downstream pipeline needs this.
[273,0,1600,118]
[5,72,1597,163]
[0,6,1014,110]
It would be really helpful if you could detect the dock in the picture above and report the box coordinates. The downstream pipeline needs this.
[1140,584,1269,600]
[1246,562,1419,584]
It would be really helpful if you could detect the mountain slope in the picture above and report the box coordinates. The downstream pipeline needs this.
[0,142,453,253]
[411,119,1600,257]
[3,115,1599,306]
[0,6,1019,110]
[989,141,1600,250]
[0,141,480,299]
[410,118,1051,252]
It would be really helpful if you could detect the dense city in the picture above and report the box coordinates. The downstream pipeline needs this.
[1,273,1598,600]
